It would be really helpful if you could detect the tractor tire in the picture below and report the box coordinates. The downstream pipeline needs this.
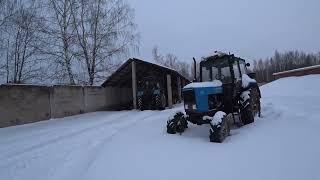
[241,103,254,125]
[137,96,143,110]
[251,87,261,117]
[167,112,188,134]
[167,119,176,134]
[209,115,230,143]
[241,87,261,125]
[156,94,166,110]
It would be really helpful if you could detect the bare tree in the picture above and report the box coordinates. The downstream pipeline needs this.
[179,61,191,79]
[71,0,138,85]
[40,0,77,84]
[0,0,17,27]
[151,46,191,79]
[0,0,45,84]
[0,0,17,83]
[152,46,164,64]
[1,0,139,85]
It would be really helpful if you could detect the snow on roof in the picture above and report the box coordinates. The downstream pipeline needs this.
[183,80,222,89]
[132,58,191,81]
[102,58,191,87]
[144,60,176,72]
[122,58,177,72]
[273,64,320,76]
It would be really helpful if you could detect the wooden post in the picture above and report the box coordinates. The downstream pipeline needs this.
[132,61,137,109]
[167,74,173,108]
[177,76,182,102]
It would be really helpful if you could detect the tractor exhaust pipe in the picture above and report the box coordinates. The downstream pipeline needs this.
[193,57,197,82]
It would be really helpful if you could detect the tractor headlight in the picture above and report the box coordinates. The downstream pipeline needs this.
[192,104,197,110]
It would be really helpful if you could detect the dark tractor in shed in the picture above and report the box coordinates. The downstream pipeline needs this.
[166,52,261,143]
[137,76,167,110]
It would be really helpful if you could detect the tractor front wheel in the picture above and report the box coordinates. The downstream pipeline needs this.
[167,112,188,134]
[209,114,230,143]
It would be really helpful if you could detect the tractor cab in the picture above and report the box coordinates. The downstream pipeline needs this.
[183,53,251,118]
[167,52,261,143]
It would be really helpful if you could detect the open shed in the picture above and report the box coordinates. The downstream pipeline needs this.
[102,58,190,109]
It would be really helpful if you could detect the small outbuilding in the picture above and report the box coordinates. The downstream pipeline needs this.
[102,58,190,110]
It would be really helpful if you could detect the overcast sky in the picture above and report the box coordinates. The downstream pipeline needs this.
[128,0,320,63]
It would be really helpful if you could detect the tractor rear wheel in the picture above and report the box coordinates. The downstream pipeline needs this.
[209,115,230,143]
[156,94,166,110]
[137,96,143,110]
[241,103,254,125]
[167,112,188,134]
[241,87,261,124]
[251,87,261,117]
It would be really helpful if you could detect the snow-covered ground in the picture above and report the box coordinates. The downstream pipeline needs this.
[1,75,320,180]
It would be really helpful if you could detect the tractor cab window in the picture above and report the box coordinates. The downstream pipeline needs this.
[202,66,219,82]
[202,66,211,81]
[145,81,151,89]
[233,61,241,81]
[138,78,158,90]
[212,67,219,80]
[239,61,247,75]
[201,58,232,83]
[220,66,232,83]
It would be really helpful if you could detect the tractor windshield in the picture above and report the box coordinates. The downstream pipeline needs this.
[201,57,232,83]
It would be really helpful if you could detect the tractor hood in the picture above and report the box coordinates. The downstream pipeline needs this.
[182,80,223,113]
[183,80,222,89]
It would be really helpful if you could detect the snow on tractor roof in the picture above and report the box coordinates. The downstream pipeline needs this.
[183,80,222,89]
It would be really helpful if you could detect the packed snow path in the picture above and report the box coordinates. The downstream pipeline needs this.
[1,75,320,180]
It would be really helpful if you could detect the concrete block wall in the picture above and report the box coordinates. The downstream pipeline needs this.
[0,85,51,127]
[84,86,107,113]
[50,86,85,118]
[0,84,132,128]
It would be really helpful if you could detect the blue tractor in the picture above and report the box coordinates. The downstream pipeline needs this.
[166,52,261,143]
[137,76,167,110]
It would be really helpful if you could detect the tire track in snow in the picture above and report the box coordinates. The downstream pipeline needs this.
[45,111,160,180]
[0,108,180,180]
[0,111,136,165]
[0,112,122,145]
[76,108,181,175]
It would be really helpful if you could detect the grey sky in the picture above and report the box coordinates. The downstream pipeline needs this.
[128,0,320,63]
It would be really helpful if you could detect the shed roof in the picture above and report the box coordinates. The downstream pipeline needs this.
[101,58,190,87]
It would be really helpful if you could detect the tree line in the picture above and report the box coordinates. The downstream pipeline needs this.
[151,48,320,83]
[0,0,139,85]
[151,46,191,79]
[253,50,320,83]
